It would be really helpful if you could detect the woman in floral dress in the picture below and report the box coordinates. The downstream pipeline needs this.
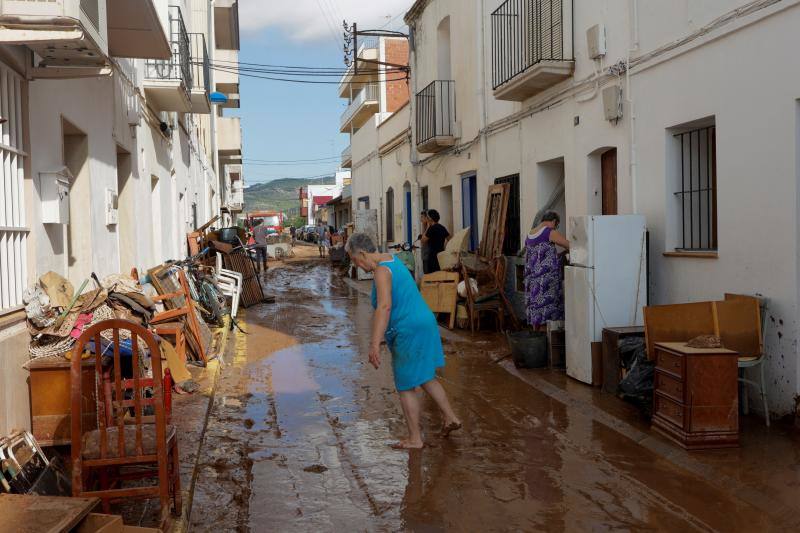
[524,211,570,330]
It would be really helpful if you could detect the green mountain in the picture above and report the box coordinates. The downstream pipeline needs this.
[243,176,335,214]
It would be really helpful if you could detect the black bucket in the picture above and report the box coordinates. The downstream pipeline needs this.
[506,330,548,368]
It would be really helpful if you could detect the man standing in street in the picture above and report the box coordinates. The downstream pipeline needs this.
[317,221,328,258]
[290,225,297,247]
[422,209,450,274]
[252,220,269,272]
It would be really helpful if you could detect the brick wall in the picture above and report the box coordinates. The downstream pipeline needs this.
[385,38,410,113]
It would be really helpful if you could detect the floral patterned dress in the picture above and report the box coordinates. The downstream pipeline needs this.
[524,227,564,327]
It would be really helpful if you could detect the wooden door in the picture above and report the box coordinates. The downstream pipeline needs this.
[601,148,617,215]
[479,183,510,259]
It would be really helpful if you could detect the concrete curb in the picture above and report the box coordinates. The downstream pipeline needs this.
[172,319,230,533]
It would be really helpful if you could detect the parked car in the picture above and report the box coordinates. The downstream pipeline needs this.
[305,225,319,243]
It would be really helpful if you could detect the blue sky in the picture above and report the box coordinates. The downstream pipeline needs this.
[235,0,412,185]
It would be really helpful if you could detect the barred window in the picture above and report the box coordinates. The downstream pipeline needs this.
[0,62,27,313]
[674,125,717,251]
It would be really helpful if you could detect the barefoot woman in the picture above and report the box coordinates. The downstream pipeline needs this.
[346,232,461,449]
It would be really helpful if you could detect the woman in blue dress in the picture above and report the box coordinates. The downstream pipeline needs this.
[345,232,461,449]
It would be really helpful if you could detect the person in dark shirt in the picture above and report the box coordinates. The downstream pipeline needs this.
[422,209,450,273]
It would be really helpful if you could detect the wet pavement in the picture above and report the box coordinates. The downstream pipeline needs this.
[187,256,798,532]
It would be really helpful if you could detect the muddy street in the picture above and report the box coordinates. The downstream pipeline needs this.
[188,256,783,532]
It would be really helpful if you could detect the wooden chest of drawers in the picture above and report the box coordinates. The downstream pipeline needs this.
[651,342,739,450]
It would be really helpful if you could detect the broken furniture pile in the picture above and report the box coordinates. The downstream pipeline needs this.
[421,183,520,335]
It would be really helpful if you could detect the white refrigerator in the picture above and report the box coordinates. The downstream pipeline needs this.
[564,215,647,384]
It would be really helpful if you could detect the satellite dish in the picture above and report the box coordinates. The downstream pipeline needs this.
[209,92,228,104]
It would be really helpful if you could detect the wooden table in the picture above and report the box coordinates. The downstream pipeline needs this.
[28,356,97,447]
[652,342,739,450]
[0,494,98,532]
[601,326,645,394]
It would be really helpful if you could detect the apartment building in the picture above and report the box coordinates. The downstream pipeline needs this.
[0,0,244,436]
[340,36,411,244]
[350,0,800,416]
[299,170,352,226]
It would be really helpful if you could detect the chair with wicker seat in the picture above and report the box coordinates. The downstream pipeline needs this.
[70,319,181,528]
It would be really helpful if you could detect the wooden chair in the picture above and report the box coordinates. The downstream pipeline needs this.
[461,258,507,333]
[720,294,770,426]
[70,319,181,528]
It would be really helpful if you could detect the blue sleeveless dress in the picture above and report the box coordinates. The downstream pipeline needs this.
[371,256,446,391]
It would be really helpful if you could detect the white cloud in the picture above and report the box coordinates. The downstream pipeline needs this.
[239,0,413,43]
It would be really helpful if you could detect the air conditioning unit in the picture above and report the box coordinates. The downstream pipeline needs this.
[603,85,623,122]
[586,24,607,60]
[0,0,109,66]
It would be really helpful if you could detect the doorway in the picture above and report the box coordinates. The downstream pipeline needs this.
[440,185,454,233]
[151,175,162,264]
[494,174,520,255]
[601,148,618,215]
[116,146,134,271]
[461,174,478,251]
[63,119,90,282]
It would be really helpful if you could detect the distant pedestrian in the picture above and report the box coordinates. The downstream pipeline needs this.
[252,220,269,272]
[421,209,450,274]
[317,222,328,258]
[346,232,462,449]
[290,225,297,247]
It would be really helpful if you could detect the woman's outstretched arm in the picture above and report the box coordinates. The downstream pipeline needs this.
[369,266,393,369]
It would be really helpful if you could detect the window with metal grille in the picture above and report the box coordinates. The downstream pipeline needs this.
[495,174,520,255]
[0,62,28,314]
[674,125,717,251]
[385,188,394,242]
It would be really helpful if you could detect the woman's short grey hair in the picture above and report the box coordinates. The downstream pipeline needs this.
[345,232,377,255]
[540,211,560,224]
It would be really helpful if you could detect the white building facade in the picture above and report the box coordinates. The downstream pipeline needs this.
[0,0,244,436]
[342,0,800,416]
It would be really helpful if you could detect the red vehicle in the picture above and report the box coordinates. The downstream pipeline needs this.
[247,211,284,236]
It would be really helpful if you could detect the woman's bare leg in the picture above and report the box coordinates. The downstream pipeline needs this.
[421,378,460,426]
[396,389,424,448]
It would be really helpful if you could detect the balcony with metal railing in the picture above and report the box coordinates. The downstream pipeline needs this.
[338,37,380,98]
[340,83,379,133]
[341,145,352,169]
[491,0,574,101]
[143,5,193,112]
[415,80,457,154]
[189,33,211,113]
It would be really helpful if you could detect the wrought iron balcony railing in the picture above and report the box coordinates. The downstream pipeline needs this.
[145,5,192,91]
[415,80,456,148]
[491,0,570,90]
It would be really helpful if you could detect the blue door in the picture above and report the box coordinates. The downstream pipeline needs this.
[462,174,478,251]
[405,190,413,244]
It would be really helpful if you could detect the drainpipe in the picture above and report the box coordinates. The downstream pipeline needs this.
[628,0,639,214]
[478,0,489,167]
[408,24,423,278]
[208,0,220,221]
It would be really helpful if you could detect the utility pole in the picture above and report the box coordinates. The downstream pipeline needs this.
[342,21,410,75]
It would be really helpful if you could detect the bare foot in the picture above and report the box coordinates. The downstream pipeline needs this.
[440,421,462,438]
[389,439,424,450]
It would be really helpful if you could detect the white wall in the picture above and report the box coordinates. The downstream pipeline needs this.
[633,1,800,414]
